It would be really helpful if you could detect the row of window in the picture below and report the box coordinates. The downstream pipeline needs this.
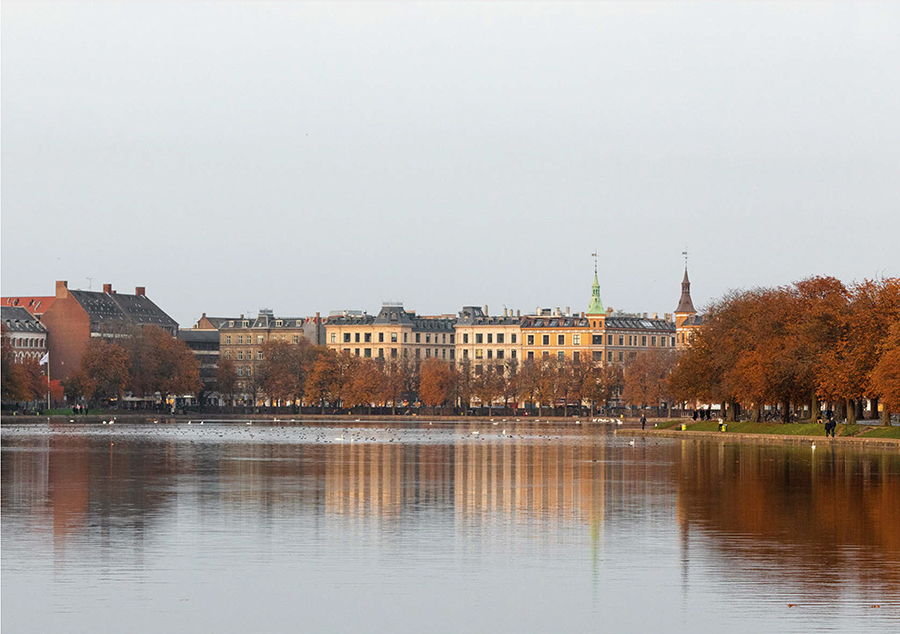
[523,350,636,362]
[9,337,46,348]
[462,348,517,360]
[334,331,457,345]
[342,347,458,360]
[460,332,516,345]
[223,350,264,361]
[224,334,303,345]
[524,333,674,347]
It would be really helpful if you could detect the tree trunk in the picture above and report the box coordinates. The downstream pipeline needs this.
[810,391,819,421]
[846,398,857,425]
[882,405,891,426]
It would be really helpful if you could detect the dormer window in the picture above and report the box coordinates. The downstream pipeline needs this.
[275,320,283,327]
[242,320,249,327]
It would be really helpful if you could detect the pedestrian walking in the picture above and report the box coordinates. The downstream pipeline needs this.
[640,413,647,430]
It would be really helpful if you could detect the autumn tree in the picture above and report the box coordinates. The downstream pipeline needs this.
[419,358,453,414]
[380,358,405,414]
[346,357,383,413]
[64,338,131,405]
[870,320,900,425]
[257,338,316,406]
[622,350,676,415]
[304,348,342,413]
[473,362,504,414]
[125,326,200,398]
[216,357,238,406]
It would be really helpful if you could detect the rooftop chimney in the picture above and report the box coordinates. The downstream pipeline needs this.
[484,304,488,316]
[565,306,570,316]
[135,286,146,296]
[55,280,69,298]
[103,283,113,294]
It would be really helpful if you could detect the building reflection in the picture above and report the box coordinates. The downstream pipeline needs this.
[2,426,898,595]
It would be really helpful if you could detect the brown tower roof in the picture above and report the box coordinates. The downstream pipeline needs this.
[675,268,696,314]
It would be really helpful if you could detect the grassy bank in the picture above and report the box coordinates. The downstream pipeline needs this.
[650,420,900,440]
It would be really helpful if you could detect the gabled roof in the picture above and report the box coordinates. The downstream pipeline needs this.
[69,289,178,331]
[2,306,48,333]
[606,316,676,332]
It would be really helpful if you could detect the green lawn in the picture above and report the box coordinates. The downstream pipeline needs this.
[860,426,900,439]
[653,420,682,430]
[678,421,829,435]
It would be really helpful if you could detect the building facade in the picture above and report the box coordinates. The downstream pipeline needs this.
[39,281,178,382]
[325,303,456,362]
[454,306,522,374]
[2,306,48,363]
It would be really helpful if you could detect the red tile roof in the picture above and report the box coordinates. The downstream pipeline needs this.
[1,296,56,316]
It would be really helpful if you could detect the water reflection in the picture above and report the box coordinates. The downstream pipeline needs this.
[2,424,898,633]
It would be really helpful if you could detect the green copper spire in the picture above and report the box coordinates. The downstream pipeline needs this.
[587,272,604,315]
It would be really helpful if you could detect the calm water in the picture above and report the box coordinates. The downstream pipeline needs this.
[2,421,899,633]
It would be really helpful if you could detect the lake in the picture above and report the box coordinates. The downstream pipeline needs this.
[2,420,898,633]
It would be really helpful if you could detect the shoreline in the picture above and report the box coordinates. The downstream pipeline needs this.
[617,428,900,448]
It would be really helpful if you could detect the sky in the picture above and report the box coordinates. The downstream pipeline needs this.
[3,2,898,328]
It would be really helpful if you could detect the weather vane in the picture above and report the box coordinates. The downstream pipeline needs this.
[592,250,598,275]
[682,248,689,268]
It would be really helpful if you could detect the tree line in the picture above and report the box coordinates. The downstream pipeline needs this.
[215,339,635,416]
[668,276,900,424]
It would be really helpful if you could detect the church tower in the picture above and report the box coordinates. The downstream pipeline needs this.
[674,267,696,328]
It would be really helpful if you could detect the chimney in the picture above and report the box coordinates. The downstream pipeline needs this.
[652,312,658,319]
[135,286,146,296]
[642,312,647,319]
[484,304,488,316]
[503,307,508,317]
[517,309,521,317]
[665,313,672,322]
[55,280,69,298]
[103,283,113,294]
[565,306,570,316]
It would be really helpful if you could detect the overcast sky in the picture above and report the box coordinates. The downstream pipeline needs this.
[3,2,898,327]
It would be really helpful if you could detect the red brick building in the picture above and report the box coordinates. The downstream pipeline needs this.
[40,281,178,382]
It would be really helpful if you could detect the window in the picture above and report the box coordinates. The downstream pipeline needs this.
[415,348,421,358]
[229,321,234,327]
[618,335,624,346]
[403,333,408,343]
[475,349,483,359]
[426,334,431,343]
[497,350,504,359]
[403,349,408,357]
[487,334,493,344]
[593,351,602,361]
[379,333,384,343]
[442,334,446,344]
[558,351,565,361]
[450,334,455,344]
[355,348,360,356]
[592,334,602,345]
[391,332,398,343]
[476,333,483,344]
[246,366,252,375]
[450,350,455,360]
[242,320,249,327]
[487,349,493,359]
[573,351,580,363]
[237,366,243,376]
[542,334,550,346]
[237,335,243,344]
[293,335,300,344]
[364,348,371,358]
[463,333,469,344]
[425,349,431,358]
[379,348,384,357]
[442,349,446,359]
[463,349,469,359]
[651,336,657,346]
[226,335,232,344]
[224,351,231,359]
[573,334,581,345]
[415,333,421,343]
[257,336,264,344]
[364,333,371,343]
[527,351,534,360]
[511,334,517,344]
[257,351,263,360]
[391,348,398,358]
[331,333,337,343]
[511,350,516,359]
[344,348,351,354]
[275,320,283,327]
[607,334,613,345]
[642,336,647,346]
[344,333,351,343]
[527,334,534,345]
[608,351,613,362]
[618,352,624,361]
[497,333,504,344]
[238,351,243,360]
[355,333,360,343]
[557,334,565,346]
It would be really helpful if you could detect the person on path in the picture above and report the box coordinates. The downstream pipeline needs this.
[640,413,647,430]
